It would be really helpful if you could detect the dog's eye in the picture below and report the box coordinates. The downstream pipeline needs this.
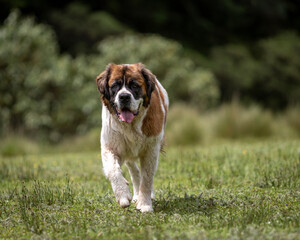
[111,84,118,90]
[111,81,121,90]
[111,83,121,94]
[130,82,140,89]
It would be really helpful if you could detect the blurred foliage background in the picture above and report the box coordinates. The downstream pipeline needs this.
[0,0,299,153]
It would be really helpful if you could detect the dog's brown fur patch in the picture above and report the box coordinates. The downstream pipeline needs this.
[142,87,164,137]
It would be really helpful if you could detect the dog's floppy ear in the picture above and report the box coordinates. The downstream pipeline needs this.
[140,63,155,107]
[96,64,112,100]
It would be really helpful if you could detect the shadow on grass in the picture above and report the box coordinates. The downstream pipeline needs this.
[153,193,217,215]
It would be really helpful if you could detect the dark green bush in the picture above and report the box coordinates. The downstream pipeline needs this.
[211,45,258,102]
[0,10,59,137]
[0,11,100,141]
[48,2,130,55]
[255,32,300,109]
[211,32,300,109]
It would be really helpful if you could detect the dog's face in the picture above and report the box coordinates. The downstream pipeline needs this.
[96,63,155,123]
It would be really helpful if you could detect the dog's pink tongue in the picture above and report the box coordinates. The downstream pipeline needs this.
[119,110,134,123]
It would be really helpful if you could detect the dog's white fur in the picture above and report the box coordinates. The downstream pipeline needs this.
[100,77,168,212]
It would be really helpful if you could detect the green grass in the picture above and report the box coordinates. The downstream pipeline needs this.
[0,140,299,239]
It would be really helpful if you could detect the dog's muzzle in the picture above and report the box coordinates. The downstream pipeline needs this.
[115,93,140,123]
[119,93,131,109]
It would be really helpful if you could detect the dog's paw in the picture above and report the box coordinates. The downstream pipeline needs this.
[112,180,132,208]
[116,190,132,208]
[119,195,132,208]
[136,198,153,212]
[136,203,153,213]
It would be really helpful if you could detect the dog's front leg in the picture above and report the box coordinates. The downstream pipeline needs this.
[101,147,132,208]
[136,149,159,212]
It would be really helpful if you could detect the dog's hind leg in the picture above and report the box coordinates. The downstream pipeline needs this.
[136,147,159,212]
[126,161,140,202]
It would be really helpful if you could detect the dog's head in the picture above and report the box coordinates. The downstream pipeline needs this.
[96,63,155,123]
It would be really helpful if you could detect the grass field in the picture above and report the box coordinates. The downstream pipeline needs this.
[0,139,299,239]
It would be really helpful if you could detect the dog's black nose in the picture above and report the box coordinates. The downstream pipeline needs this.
[119,93,131,103]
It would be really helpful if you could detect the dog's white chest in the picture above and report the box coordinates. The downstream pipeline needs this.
[101,106,146,159]
[121,129,144,159]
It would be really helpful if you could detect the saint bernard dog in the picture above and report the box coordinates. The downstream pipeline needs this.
[96,63,168,212]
